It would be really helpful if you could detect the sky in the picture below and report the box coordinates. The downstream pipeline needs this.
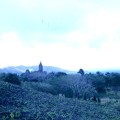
[0,0,120,71]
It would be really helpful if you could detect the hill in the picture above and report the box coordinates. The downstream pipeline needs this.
[0,80,120,120]
[0,65,76,74]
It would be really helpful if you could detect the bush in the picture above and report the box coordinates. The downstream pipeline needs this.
[0,73,6,81]
[48,75,73,97]
[85,73,106,93]
[4,73,21,85]
[55,72,67,77]
[30,82,55,94]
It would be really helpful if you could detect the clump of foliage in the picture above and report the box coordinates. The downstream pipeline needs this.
[78,68,84,76]
[3,73,21,85]
[55,72,67,77]
[85,73,106,93]
[46,73,99,101]
[23,81,55,94]
[85,72,120,95]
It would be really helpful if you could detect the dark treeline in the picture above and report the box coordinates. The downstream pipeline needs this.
[0,70,120,102]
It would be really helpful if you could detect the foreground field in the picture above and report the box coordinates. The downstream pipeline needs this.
[0,81,120,120]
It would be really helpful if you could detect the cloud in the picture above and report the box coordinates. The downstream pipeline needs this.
[0,32,37,67]
[0,1,120,70]
[85,9,120,35]
[0,31,92,70]
[16,23,120,70]
[0,32,25,67]
[2,0,83,34]
[0,30,120,71]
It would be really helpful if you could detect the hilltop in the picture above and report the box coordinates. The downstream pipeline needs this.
[0,65,76,75]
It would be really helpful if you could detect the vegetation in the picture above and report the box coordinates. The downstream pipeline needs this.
[0,70,120,119]
[0,73,21,85]
[78,68,84,76]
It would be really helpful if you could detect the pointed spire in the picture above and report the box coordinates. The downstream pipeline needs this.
[39,61,43,72]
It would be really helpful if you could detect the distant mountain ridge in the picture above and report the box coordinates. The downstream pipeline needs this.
[0,66,119,75]
[0,65,76,74]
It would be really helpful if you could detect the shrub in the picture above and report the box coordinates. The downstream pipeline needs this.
[4,73,21,85]
[48,75,73,97]
[20,74,29,81]
[85,73,106,93]
[0,73,6,81]
[30,82,55,94]
[55,72,67,77]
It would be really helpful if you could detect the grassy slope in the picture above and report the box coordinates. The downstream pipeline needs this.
[0,81,120,120]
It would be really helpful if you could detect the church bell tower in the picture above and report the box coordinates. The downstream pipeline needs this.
[39,61,43,72]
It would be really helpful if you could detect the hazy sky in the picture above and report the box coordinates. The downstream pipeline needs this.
[0,0,120,71]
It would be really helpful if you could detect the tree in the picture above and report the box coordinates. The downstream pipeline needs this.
[86,73,106,93]
[105,72,120,97]
[55,72,67,77]
[4,73,21,85]
[78,69,84,76]
[0,73,6,81]
[66,74,96,100]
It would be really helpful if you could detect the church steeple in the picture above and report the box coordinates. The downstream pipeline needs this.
[39,61,43,72]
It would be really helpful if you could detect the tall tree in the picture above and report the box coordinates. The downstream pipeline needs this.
[78,69,84,76]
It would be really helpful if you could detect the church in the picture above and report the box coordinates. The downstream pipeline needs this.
[22,62,47,81]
